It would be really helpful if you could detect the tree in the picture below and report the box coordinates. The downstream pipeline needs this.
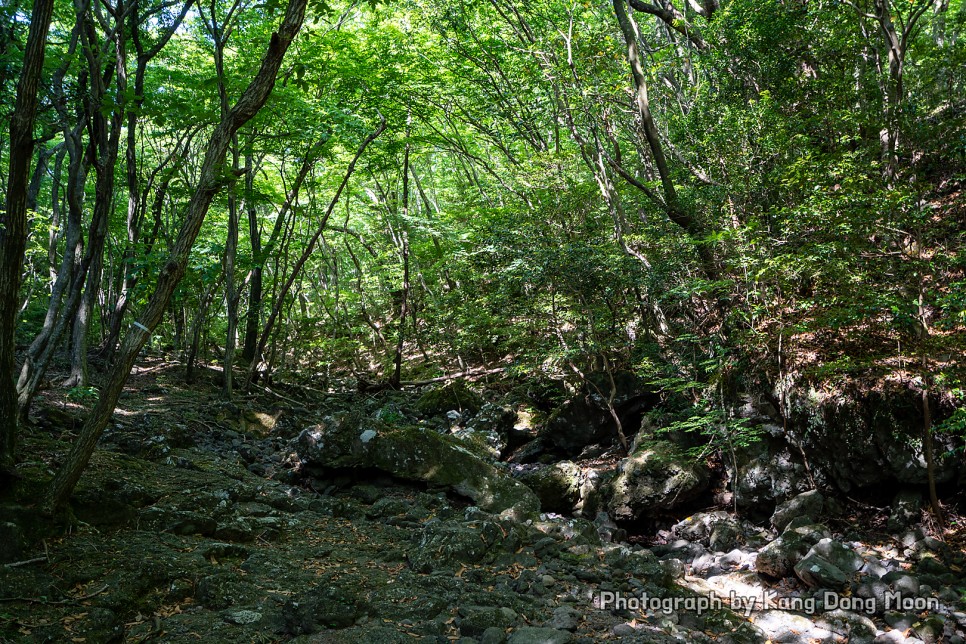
[42,0,309,511]
[0,0,56,479]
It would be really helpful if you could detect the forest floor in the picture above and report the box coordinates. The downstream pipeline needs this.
[0,357,964,643]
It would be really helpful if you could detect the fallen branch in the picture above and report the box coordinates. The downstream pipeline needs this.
[0,583,109,605]
[400,367,506,387]
[249,381,304,406]
[3,556,45,568]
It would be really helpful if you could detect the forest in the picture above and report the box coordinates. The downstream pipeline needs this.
[1,0,966,641]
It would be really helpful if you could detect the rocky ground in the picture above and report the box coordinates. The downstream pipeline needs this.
[1,359,964,643]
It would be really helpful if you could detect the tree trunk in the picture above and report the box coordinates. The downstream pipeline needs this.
[99,0,192,363]
[222,143,240,398]
[0,0,56,474]
[42,0,309,512]
[613,0,717,276]
[390,138,411,389]
[242,153,263,362]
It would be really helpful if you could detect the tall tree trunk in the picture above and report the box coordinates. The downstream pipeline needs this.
[390,137,411,389]
[222,143,240,398]
[17,4,109,415]
[242,154,263,362]
[613,0,687,230]
[613,0,717,276]
[204,0,242,399]
[0,0,56,475]
[67,67,124,387]
[42,0,309,512]
[99,0,193,364]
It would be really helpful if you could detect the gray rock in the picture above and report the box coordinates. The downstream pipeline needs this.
[453,403,517,460]
[874,631,923,643]
[547,606,579,631]
[860,556,890,579]
[794,552,849,589]
[416,381,484,417]
[776,384,960,491]
[607,442,710,520]
[574,467,616,518]
[730,433,812,517]
[753,611,836,643]
[807,538,864,573]
[592,511,625,543]
[539,372,655,456]
[913,615,945,643]
[771,490,824,532]
[296,416,539,519]
[671,510,741,546]
[409,520,514,573]
[482,626,508,644]
[517,462,581,514]
[224,609,262,625]
[612,623,637,636]
[855,578,891,612]
[709,521,744,552]
[531,516,601,546]
[884,612,917,631]
[603,546,669,581]
[815,610,877,644]
[881,571,920,596]
[888,489,922,530]
[756,523,829,578]
[281,581,368,634]
[915,555,949,576]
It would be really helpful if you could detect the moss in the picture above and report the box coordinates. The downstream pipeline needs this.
[518,462,580,513]
[367,426,539,518]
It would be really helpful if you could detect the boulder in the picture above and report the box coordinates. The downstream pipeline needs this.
[573,465,616,518]
[459,606,519,636]
[806,538,864,574]
[607,441,709,520]
[775,383,961,491]
[453,403,517,458]
[672,511,743,551]
[756,522,830,578]
[887,489,922,531]
[730,431,813,518]
[794,553,849,589]
[408,515,525,573]
[771,490,825,532]
[814,610,877,644]
[516,462,581,514]
[531,515,601,547]
[539,397,612,455]
[295,415,539,519]
[539,372,656,456]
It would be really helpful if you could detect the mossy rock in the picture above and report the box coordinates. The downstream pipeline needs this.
[296,416,539,519]
[517,462,581,514]
[606,441,709,520]
[415,381,484,417]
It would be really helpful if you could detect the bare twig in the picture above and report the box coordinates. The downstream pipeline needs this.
[3,556,46,568]
[0,583,110,604]
[400,368,506,387]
